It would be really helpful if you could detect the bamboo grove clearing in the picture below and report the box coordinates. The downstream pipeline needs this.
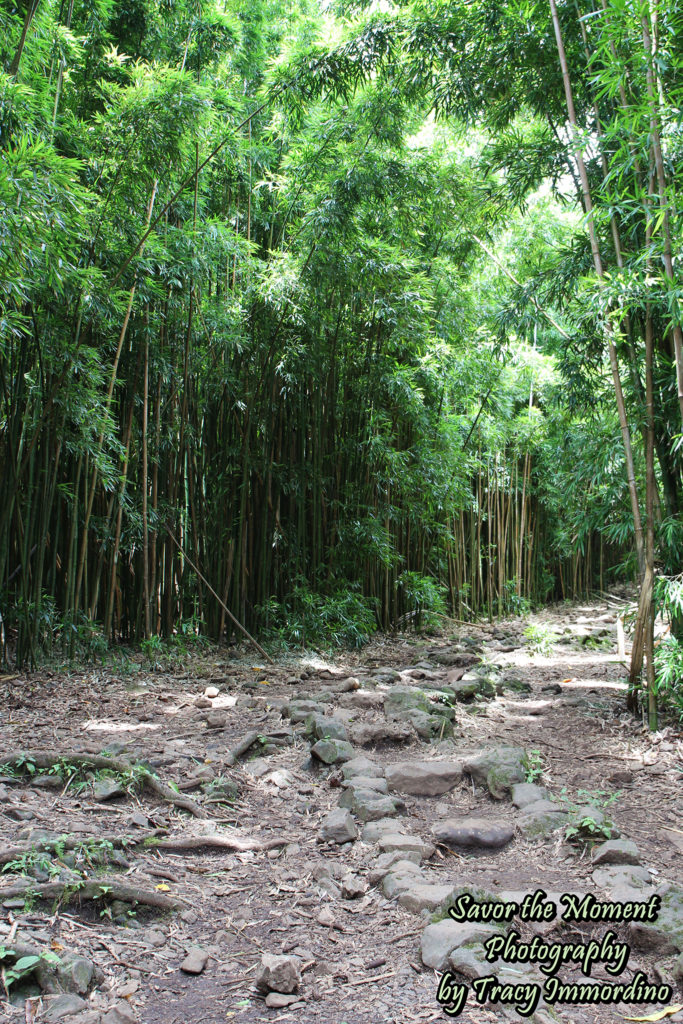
[1,0,683,726]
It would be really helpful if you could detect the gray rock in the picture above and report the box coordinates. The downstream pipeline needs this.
[517,800,568,838]
[433,818,514,850]
[341,776,388,793]
[44,994,88,1021]
[341,875,368,899]
[338,788,405,822]
[591,839,640,866]
[362,818,409,842]
[370,851,422,881]
[350,721,414,746]
[592,865,652,898]
[310,739,355,764]
[321,808,357,844]
[628,885,683,954]
[255,953,301,994]
[385,761,462,796]
[511,783,548,809]
[394,708,454,741]
[283,700,324,723]
[101,1002,138,1024]
[673,951,683,986]
[0,783,10,801]
[304,713,348,742]
[180,947,209,974]
[567,805,619,841]
[381,861,424,898]
[343,690,385,709]
[57,955,94,994]
[398,884,455,914]
[463,746,527,799]
[341,757,384,779]
[384,686,430,717]
[92,779,125,802]
[377,833,434,860]
[421,920,503,971]
[265,993,300,1008]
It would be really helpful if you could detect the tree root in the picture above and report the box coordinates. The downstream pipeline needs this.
[151,834,292,853]
[0,829,167,867]
[0,877,182,910]
[0,751,208,818]
[225,730,261,764]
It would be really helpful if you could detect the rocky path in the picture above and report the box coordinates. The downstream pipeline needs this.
[1,599,682,1024]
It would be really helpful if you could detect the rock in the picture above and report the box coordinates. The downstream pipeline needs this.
[628,885,683,954]
[341,875,368,899]
[92,779,125,802]
[57,955,94,994]
[283,700,325,723]
[343,690,385,709]
[338,789,405,822]
[448,943,491,979]
[541,683,562,695]
[204,686,220,698]
[44,994,88,1021]
[370,850,422,882]
[431,649,478,668]
[255,953,302,994]
[194,695,212,709]
[504,678,532,694]
[321,808,357,844]
[341,776,388,793]
[146,929,166,947]
[511,783,548,809]
[384,687,431,718]
[463,746,527,799]
[386,761,462,796]
[673,951,683,986]
[591,839,641,866]
[205,710,227,729]
[304,713,348,742]
[180,947,209,974]
[377,833,434,860]
[341,757,384,779]
[381,861,424,898]
[310,739,355,764]
[265,993,301,1008]
[101,1002,138,1024]
[398,884,455,914]
[421,920,503,971]
[350,721,414,746]
[362,818,409,842]
[592,865,652,897]
[397,708,454,741]
[517,800,568,838]
[0,783,10,801]
[433,818,514,850]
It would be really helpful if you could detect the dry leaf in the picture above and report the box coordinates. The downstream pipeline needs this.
[155,883,171,891]
[622,1006,683,1022]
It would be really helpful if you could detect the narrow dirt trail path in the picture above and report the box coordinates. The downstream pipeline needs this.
[1,598,682,1024]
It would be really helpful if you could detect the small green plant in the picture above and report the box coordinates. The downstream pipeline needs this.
[523,623,556,657]
[558,787,621,845]
[524,750,546,783]
[0,946,59,992]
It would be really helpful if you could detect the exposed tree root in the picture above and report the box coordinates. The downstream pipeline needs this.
[0,830,166,867]
[226,730,261,765]
[0,877,182,910]
[151,834,292,853]
[0,751,208,818]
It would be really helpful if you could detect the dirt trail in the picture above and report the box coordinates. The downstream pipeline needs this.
[1,597,682,1024]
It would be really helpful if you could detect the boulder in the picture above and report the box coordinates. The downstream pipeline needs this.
[320,808,357,844]
[310,739,355,764]
[433,818,514,851]
[463,746,527,799]
[421,920,503,971]
[255,954,301,994]
[386,761,462,796]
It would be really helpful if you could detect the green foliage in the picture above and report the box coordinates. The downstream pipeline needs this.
[259,583,377,649]
[524,750,546,784]
[522,623,557,657]
[558,788,621,846]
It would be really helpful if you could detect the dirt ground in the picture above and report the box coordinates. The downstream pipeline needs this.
[1,595,682,1024]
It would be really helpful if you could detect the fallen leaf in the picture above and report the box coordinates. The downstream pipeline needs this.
[155,883,171,891]
[622,1007,683,1022]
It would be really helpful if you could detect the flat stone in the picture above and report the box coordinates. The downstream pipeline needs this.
[310,739,355,764]
[628,885,683,954]
[433,818,514,850]
[377,833,434,860]
[362,817,408,842]
[265,993,300,1008]
[385,761,462,796]
[511,783,548,809]
[338,789,405,822]
[592,865,652,898]
[517,800,568,838]
[44,995,88,1021]
[194,695,212,709]
[92,779,125,802]
[350,721,414,746]
[180,947,209,974]
[381,861,424,898]
[421,920,503,971]
[591,839,640,866]
[398,884,455,914]
[343,690,385,709]
[341,776,388,793]
[463,746,527,799]
[369,851,422,882]
[341,875,368,899]
[304,713,348,742]
[255,953,301,994]
[101,1003,138,1024]
[284,700,324,723]
[321,808,357,844]
[394,708,454,741]
[341,757,384,779]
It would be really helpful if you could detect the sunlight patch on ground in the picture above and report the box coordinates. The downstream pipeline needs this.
[82,720,161,732]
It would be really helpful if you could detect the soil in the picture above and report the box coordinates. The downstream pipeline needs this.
[1,595,682,1024]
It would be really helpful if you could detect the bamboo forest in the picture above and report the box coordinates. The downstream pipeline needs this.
[2,2,683,1021]
[2,0,683,704]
